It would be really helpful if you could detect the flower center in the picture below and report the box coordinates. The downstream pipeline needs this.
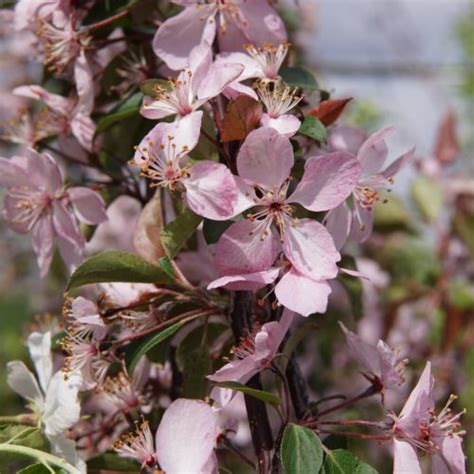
[257,81,302,118]
[7,187,50,231]
[245,43,289,80]
[114,420,157,468]
[151,72,196,117]
[134,135,191,190]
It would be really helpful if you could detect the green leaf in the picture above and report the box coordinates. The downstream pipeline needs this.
[203,219,233,245]
[281,423,323,474]
[18,464,53,474]
[161,208,203,259]
[96,91,143,133]
[87,453,140,472]
[66,250,174,290]
[373,194,411,231]
[323,449,378,474]
[215,381,281,406]
[159,256,175,279]
[298,116,327,142]
[411,176,444,221]
[124,319,190,373]
[280,66,319,90]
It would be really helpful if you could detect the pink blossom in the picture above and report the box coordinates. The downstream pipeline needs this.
[141,44,243,134]
[326,126,415,248]
[339,322,407,392]
[258,82,302,137]
[133,113,238,220]
[209,264,332,317]
[390,362,466,474]
[65,296,107,340]
[14,0,71,32]
[208,309,293,383]
[0,149,107,276]
[115,398,218,473]
[213,127,361,281]
[153,0,287,70]
[215,43,290,99]
[14,53,95,152]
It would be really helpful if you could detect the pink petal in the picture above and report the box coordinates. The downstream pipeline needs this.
[13,85,74,116]
[184,161,238,220]
[0,157,30,187]
[74,51,94,116]
[155,399,218,474]
[350,203,373,242]
[152,4,217,70]
[398,362,434,435]
[140,95,176,120]
[188,43,213,97]
[70,113,96,152]
[214,220,279,276]
[382,147,415,179]
[26,149,63,192]
[237,127,293,189]
[261,114,300,137]
[358,126,394,177]
[282,219,340,280]
[56,234,83,272]
[52,201,84,249]
[198,62,245,101]
[31,214,54,277]
[275,268,332,316]
[173,111,203,152]
[329,126,367,155]
[68,187,107,225]
[207,268,279,291]
[433,435,466,474]
[289,152,361,212]
[393,439,421,474]
[325,202,352,251]
[215,52,262,81]
[223,82,259,100]
[208,357,260,383]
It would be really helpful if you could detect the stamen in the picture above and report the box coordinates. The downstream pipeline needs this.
[245,43,290,80]
[257,81,302,118]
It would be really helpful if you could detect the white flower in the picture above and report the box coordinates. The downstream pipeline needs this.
[7,331,85,472]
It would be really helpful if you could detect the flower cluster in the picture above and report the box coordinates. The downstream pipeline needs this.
[0,1,468,474]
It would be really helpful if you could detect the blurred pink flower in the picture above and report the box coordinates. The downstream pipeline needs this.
[133,114,238,220]
[66,296,107,340]
[208,309,293,383]
[390,362,466,474]
[13,0,71,32]
[0,149,107,276]
[213,127,361,280]
[153,0,287,70]
[339,322,407,392]
[326,126,414,248]
[115,399,218,473]
[14,53,95,152]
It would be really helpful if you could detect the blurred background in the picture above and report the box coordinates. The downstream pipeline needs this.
[0,0,473,471]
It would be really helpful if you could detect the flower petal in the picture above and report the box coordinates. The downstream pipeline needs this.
[325,202,352,251]
[282,219,340,280]
[26,149,63,192]
[74,51,94,116]
[68,187,107,225]
[357,126,394,177]
[261,114,300,137]
[13,85,74,116]
[198,62,245,100]
[43,371,82,436]
[214,220,279,275]
[155,399,218,474]
[70,113,96,152]
[289,152,361,212]
[27,331,53,393]
[382,147,415,179]
[329,126,367,155]
[393,439,421,474]
[184,161,238,220]
[275,268,332,316]
[433,435,466,474]
[0,156,30,187]
[31,214,54,277]
[237,127,293,189]
[6,361,43,407]
[207,268,279,291]
[152,4,216,70]
[208,357,260,384]
[350,203,373,243]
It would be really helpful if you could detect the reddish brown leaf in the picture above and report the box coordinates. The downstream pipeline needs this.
[434,110,460,165]
[306,98,352,127]
[220,96,263,143]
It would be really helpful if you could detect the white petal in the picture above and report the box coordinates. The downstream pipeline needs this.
[27,331,53,393]
[6,361,44,408]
